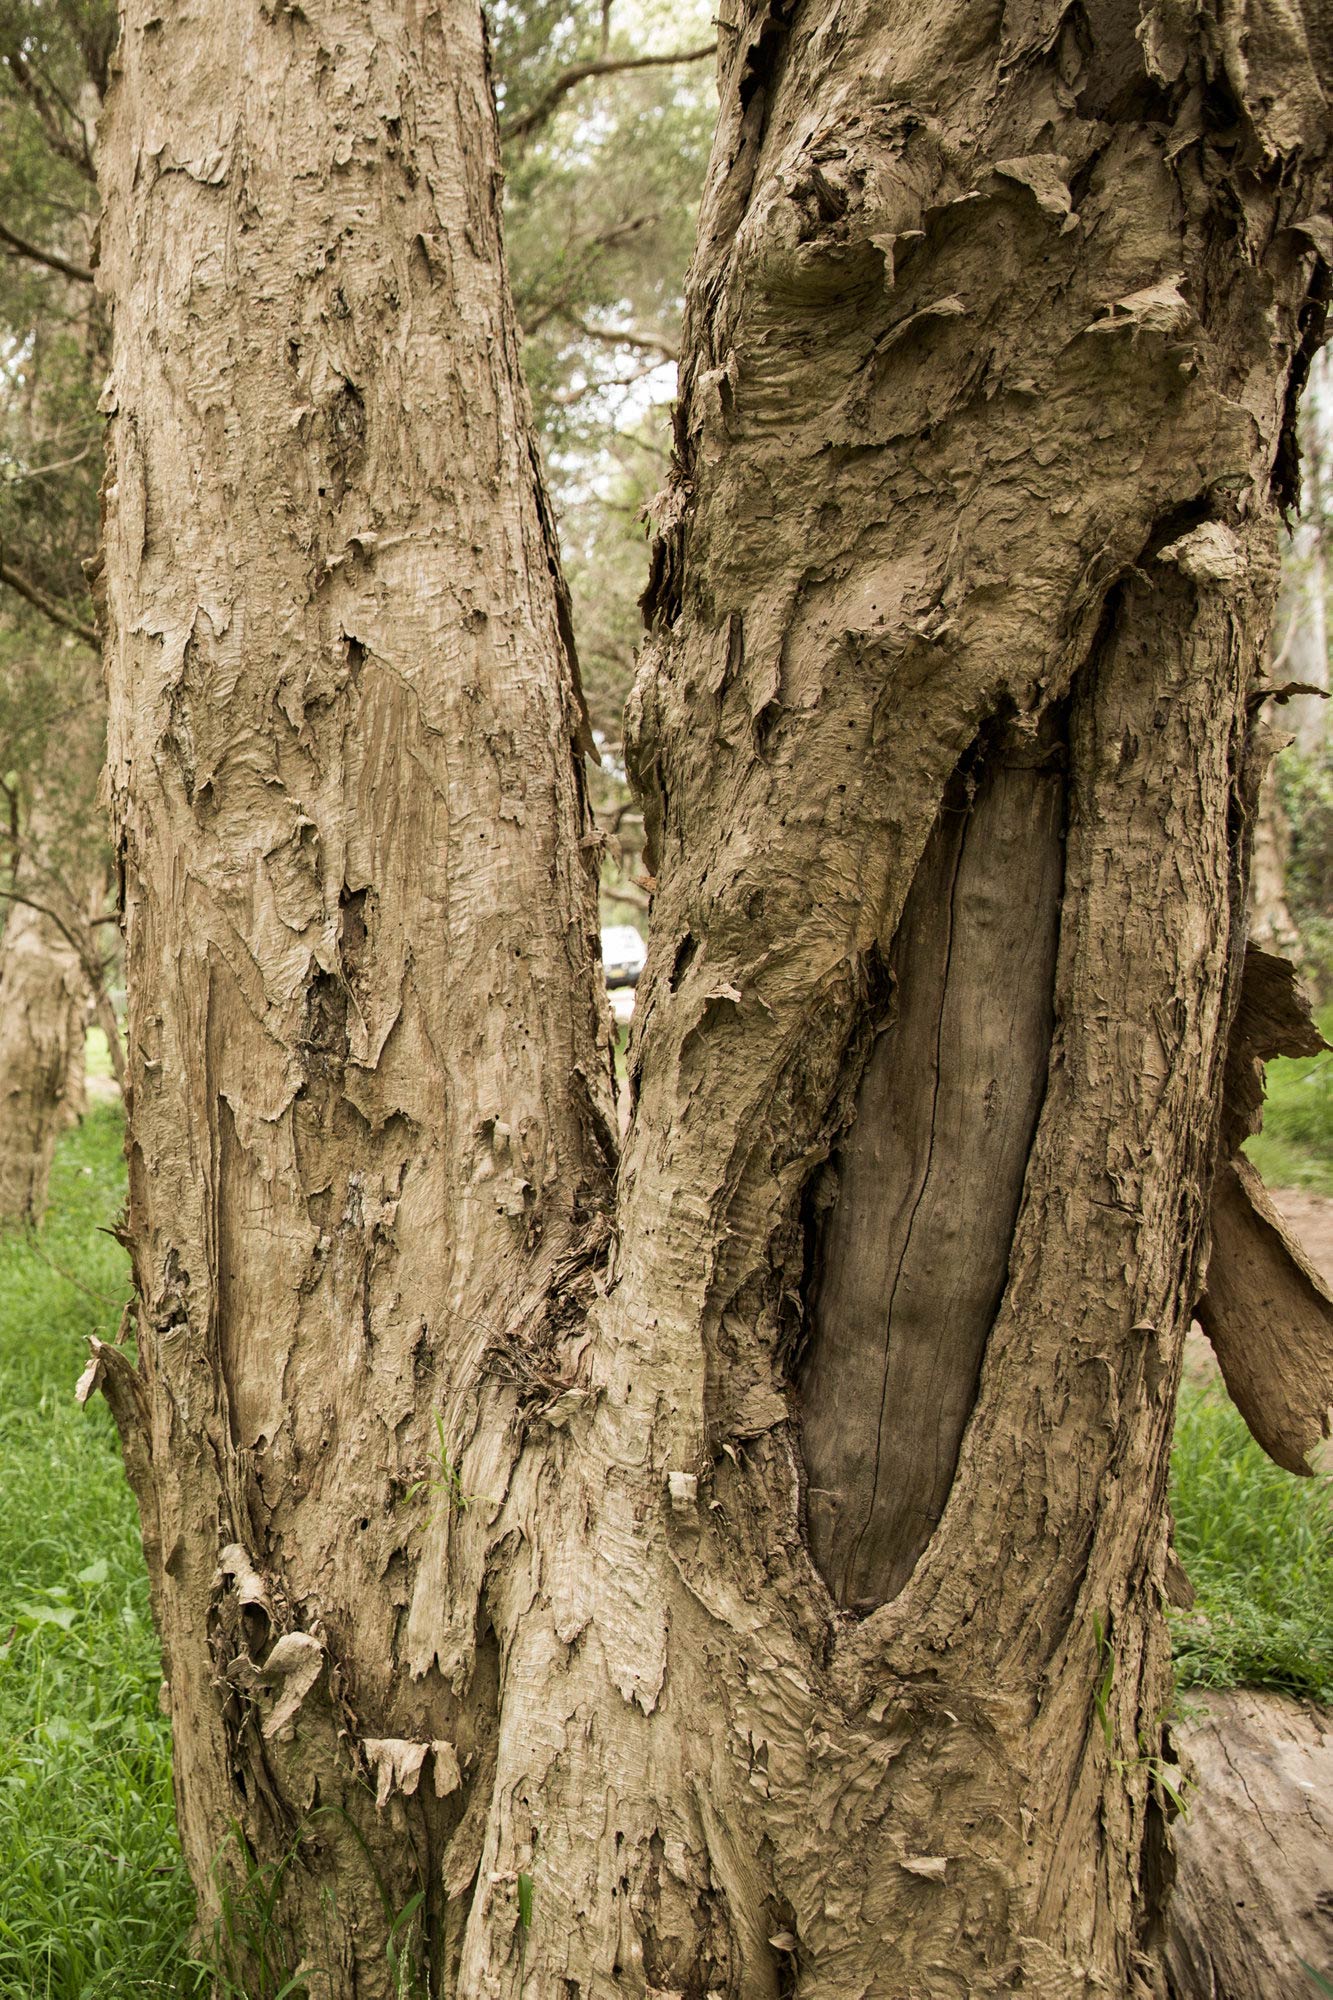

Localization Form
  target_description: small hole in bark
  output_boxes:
[754,699,782,754]
[670,932,696,990]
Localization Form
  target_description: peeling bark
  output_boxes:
[1198,941,1333,1473]
[95,0,1333,1994]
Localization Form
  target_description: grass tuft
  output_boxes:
[1170,1380,1333,1706]
[1245,1002,1333,1197]
[0,1104,205,1999]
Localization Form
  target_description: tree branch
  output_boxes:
[517,213,662,337]
[562,312,678,362]
[2,49,98,183]
[501,43,717,146]
[0,216,93,285]
[0,554,99,649]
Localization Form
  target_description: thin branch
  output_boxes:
[501,42,717,145]
[518,212,662,337]
[562,312,677,362]
[0,554,98,648]
[0,215,93,285]
[3,49,98,183]
[551,360,666,405]
[1,439,97,484]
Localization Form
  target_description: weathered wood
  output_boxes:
[1168,1691,1333,2000]
[802,729,1064,1609]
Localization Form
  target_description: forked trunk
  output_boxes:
[93,0,1331,1996]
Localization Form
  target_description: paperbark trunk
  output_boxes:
[0,893,88,1228]
[93,0,1331,1997]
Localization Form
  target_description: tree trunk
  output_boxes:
[1248,749,1300,955]
[94,0,615,1990]
[93,3,1330,1999]
[0,892,88,1227]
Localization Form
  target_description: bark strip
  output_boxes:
[1199,942,1333,1473]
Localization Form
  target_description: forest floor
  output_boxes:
[0,1036,1329,1997]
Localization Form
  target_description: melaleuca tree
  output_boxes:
[92,2,1333,1998]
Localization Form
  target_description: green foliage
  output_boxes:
[1170,1380,1333,1705]
[0,1104,205,1998]
[0,0,109,623]
[403,1410,488,1525]
[492,0,715,784]
[1245,1001,1333,1196]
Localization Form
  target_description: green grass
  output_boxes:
[0,1104,204,2000]
[1245,1001,1333,1196]
[84,1028,115,1084]
[1170,1380,1333,1705]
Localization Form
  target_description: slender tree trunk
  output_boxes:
[0,891,88,1227]
[1248,753,1300,955]
[94,0,614,1990]
[93,2,1330,1999]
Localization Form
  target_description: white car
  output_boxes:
[601,925,646,989]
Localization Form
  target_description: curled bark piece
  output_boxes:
[260,1631,325,1740]
[1198,1157,1333,1475]
[431,1740,462,1797]
[1167,1692,1333,2000]
[1218,943,1324,1155]
[216,1544,273,1614]
[363,1737,430,1808]
[1200,944,1333,1473]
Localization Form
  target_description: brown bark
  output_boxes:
[0,892,89,1227]
[93,1,1332,1998]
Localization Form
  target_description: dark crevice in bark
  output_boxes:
[799,711,1066,1613]
[1274,253,1330,517]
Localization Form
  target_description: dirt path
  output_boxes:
[1269,1186,1333,1285]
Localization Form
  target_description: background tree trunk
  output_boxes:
[0,891,88,1227]
[1278,343,1331,755]
[94,0,1331,1997]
